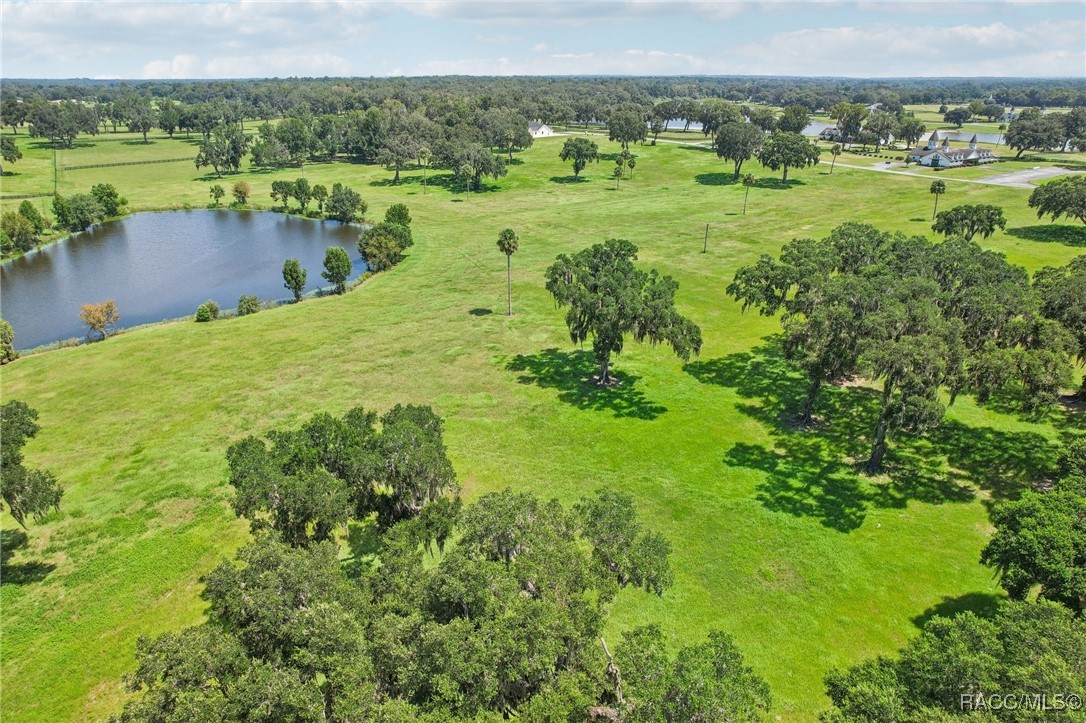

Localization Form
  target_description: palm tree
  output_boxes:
[997,123,1006,146]
[460,161,477,202]
[627,157,636,177]
[497,228,520,315]
[829,144,842,174]
[930,180,946,220]
[613,164,623,190]
[742,173,756,215]
[419,146,431,195]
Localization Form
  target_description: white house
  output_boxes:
[529,122,555,138]
[908,132,996,168]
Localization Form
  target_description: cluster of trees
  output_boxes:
[1029,175,1086,226]
[942,98,1008,125]
[825,102,929,151]
[359,203,413,273]
[545,239,702,385]
[0,401,63,530]
[208,181,251,208]
[51,183,126,232]
[1005,107,1086,157]
[194,299,221,323]
[114,404,770,721]
[266,179,364,223]
[1,200,48,256]
[823,437,1086,721]
[728,222,1082,472]
[714,121,821,182]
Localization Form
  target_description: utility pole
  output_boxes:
[53,145,58,196]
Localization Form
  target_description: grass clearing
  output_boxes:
[2,129,1084,721]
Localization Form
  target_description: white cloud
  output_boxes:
[203,52,353,78]
[727,20,1085,76]
[142,54,200,80]
[0,1,1081,78]
[396,0,749,24]
[415,48,718,75]
[0,0,378,77]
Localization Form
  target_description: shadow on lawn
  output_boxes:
[1,529,55,585]
[368,172,471,190]
[1005,224,1086,247]
[694,173,738,187]
[507,348,667,420]
[912,591,1003,629]
[685,340,1056,532]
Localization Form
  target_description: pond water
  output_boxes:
[1,210,365,350]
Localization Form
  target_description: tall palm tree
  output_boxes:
[829,144,842,174]
[742,173,757,215]
[419,146,431,195]
[930,180,946,220]
[497,228,520,315]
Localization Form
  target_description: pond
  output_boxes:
[1,210,365,350]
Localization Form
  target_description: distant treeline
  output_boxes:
[3,76,1084,120]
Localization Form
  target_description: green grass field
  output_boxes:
[2,128,1084,721]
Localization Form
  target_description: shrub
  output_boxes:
[204,299,220,320]
[231,181,251,206]
[384,203,412,227]
[236,295,261,316]
[195,304,212,322]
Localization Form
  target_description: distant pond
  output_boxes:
[1,210,365,350]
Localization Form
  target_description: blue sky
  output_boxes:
[2,1,1084,79]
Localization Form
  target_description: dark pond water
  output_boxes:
[1,210,365,350]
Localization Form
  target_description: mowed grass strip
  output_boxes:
[1,131,1083,721]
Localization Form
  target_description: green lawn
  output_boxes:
[2,131,1084,721]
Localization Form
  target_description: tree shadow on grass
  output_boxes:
[469,308,493,316]
[1005,225,1086,247]
[507,348,667,420]
[911,591,1003,629]
[753,178,807,190]
[368,171,454,188]
[685,340,1056,532]
[549,176,590,184]
[1,529,55,585]
[694,173,738,187]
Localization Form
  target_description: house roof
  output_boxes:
[528,122,549,132]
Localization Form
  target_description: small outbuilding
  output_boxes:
[529,122,555,138]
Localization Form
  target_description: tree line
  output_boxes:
[5,76,1084,127]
